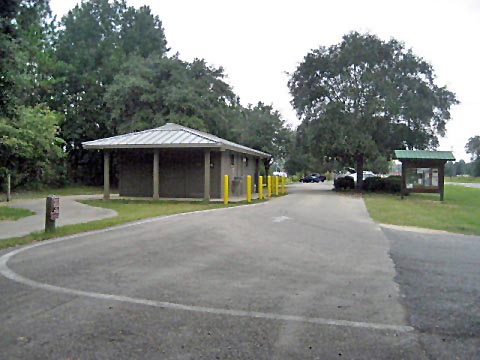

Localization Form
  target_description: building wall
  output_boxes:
[210,152,221,198]
[118,149,223,198]
[118,151,153,197]
[220,151,258,196]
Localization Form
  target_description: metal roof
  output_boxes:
[394,150,456,161]
[82,123,271,158]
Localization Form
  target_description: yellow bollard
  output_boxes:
[275,176,279,196]
[267,176,272,198]
[281,176,285,194]
[223,175,229,204]
[246,175,251,203]
[258,176,263,200]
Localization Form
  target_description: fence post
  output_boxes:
[223,175,229,204]
[275,176,279,196]
[258,176,263,200]
[246,175,251,203]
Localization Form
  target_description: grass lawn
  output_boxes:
[445,177,480,184]
[1,185,103,201]
[0,206,35,221]
[364,185,480,235]
[0,198,257,250]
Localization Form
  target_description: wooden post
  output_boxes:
[153,149,160,200]
[103,151,110,200]
[45,195,59,233]
[204,150,211,201]
[6,173,11,202]
[439,163,445,201]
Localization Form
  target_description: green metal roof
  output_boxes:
[394,150,455,161]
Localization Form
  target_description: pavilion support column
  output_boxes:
[103,150,110,200]
[255,159,259,193]
[153,149,160,200]
[204,150,211,201]
[401,160,406,200]
[219,150,226,199]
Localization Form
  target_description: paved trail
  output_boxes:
[0,195,116,239]
[0,184,427,359]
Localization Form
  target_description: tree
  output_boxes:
[53,0,168,183]
[444,161,454,177]
[0,105,65,189]
[465,136,480,177]
[235,103,292,158]
[465,136,480,160]
[288,32,458,189]
[105,55,240,138]
[0,0,22,117]
[14,0,58,107]
[454,160,467,176]
[233,103,292,177]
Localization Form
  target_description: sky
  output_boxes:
[51,0,480,161]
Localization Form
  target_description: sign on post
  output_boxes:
[45,195,59,232]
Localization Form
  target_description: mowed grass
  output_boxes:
[0,199,246,250]
[364,185,480,235]
[1,185,103,201]
[445,177,480,184]
[0,206,35,221]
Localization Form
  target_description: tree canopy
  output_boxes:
[0,0,292,189]
[288,32,458,188]
[465,135,480,176]
[105,55,239,138]
[0,106,65,187]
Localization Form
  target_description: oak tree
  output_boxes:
[288,32,458,189]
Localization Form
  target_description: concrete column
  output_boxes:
[254,159,259,192]
[103,151,110,200]
[219,150,226,198]
[204,150,211,201]
[153,149,160,200]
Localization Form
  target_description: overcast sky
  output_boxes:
[51,0,480,161]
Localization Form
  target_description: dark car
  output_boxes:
[300,173,326,183]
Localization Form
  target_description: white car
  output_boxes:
[339,169,376,182]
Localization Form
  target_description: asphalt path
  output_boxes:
[0,195,117,239]
[445,182,480,189]
[384,228,480,359]
[0,183,432,358]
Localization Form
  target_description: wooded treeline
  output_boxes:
[0,0,292,189]
[1,1,465,191]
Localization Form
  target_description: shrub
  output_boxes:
[362,176,401,193]
[334,176,355,190]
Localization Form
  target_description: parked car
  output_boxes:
[336,167,377,182]
[300,173,326,183]
[343,170,377,182]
